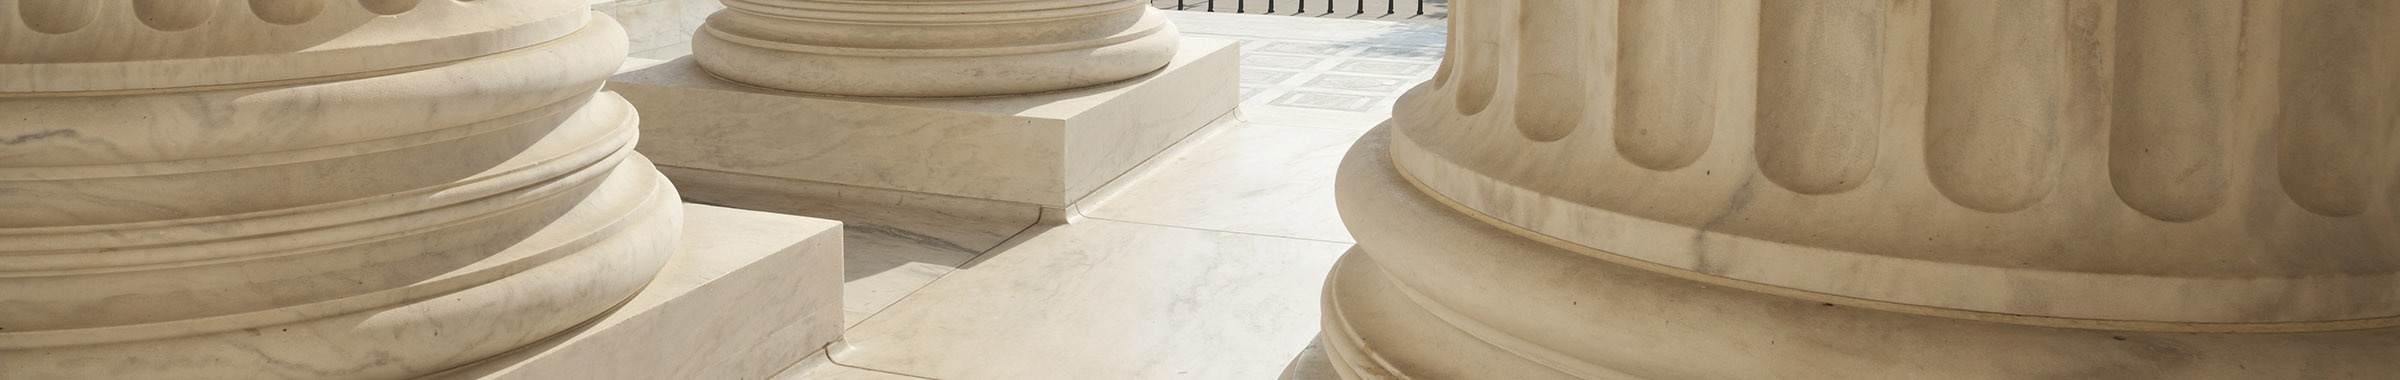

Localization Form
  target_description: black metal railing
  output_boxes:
[1152,0,1445,20]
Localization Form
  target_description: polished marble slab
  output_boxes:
[434,204,844,380]
[832,219,1349,380]
[1079,121,1366,243]
[1165,10,1446,126]
[613,38,1239,207]
[590,0,720,59]
[775,347,934,380]
[659,167,1040,327]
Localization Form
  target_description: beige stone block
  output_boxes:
[431,204,845,380]
[609,37,1239,207]
[694,0,1180,97]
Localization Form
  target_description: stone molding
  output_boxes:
[1390,0,2400,324]
[0,2,683,378]
[693,0,1179,97]
[1299,0,2400,378]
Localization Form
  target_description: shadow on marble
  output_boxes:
[1169,10,1445,125]
[832,219,1349,380]
[591,0,720,59]
[1079,121,1365,243]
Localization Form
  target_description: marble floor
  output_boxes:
[759,11,1445,380]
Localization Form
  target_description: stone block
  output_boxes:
[608,37,1240,208]
[431,204,845,380]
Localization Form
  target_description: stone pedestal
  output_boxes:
[1296,0,2400,378]
[0,2,836,379]
[611,38,1237,210]
[430,204,843,380]
[617,0,1233,213]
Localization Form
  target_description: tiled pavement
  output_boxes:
[1168,11,1446,127]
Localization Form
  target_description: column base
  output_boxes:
[424,204,845,380]
[607,37,1239,209]
[1306,124,2400,379]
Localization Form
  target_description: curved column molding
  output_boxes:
[0,1,682,379]
[693,0,1179,97]
[1308,0,2400,378]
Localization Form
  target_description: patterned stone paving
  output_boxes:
[1165,11,1448,121]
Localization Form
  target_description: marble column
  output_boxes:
[1298,0,2400,378]
[694,0,1180,97]
[0,1,683,379]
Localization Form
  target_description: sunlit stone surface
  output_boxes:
[617,0,1235,213]
[694,0,1181,97]
[1295,0,2400,378]
[0,1,687,378]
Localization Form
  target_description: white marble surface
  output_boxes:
[773,348,932,380]
[1164,10,1445,127]
[656,167,1039,327]
[1078,120,1365,243]
[696,0,1180,97]
[434,204,845,380]
[589,0,719,59]
[831,219,1348,380]
[612,38,1240,207]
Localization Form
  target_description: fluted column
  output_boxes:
[694,0,1179,97]
[1302,0,2400,378]
[0,1,681,379]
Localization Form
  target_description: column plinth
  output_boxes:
[1299,0,2400,378]
[614,0,1235,214]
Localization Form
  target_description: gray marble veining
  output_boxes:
[1079,121,1365,243]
